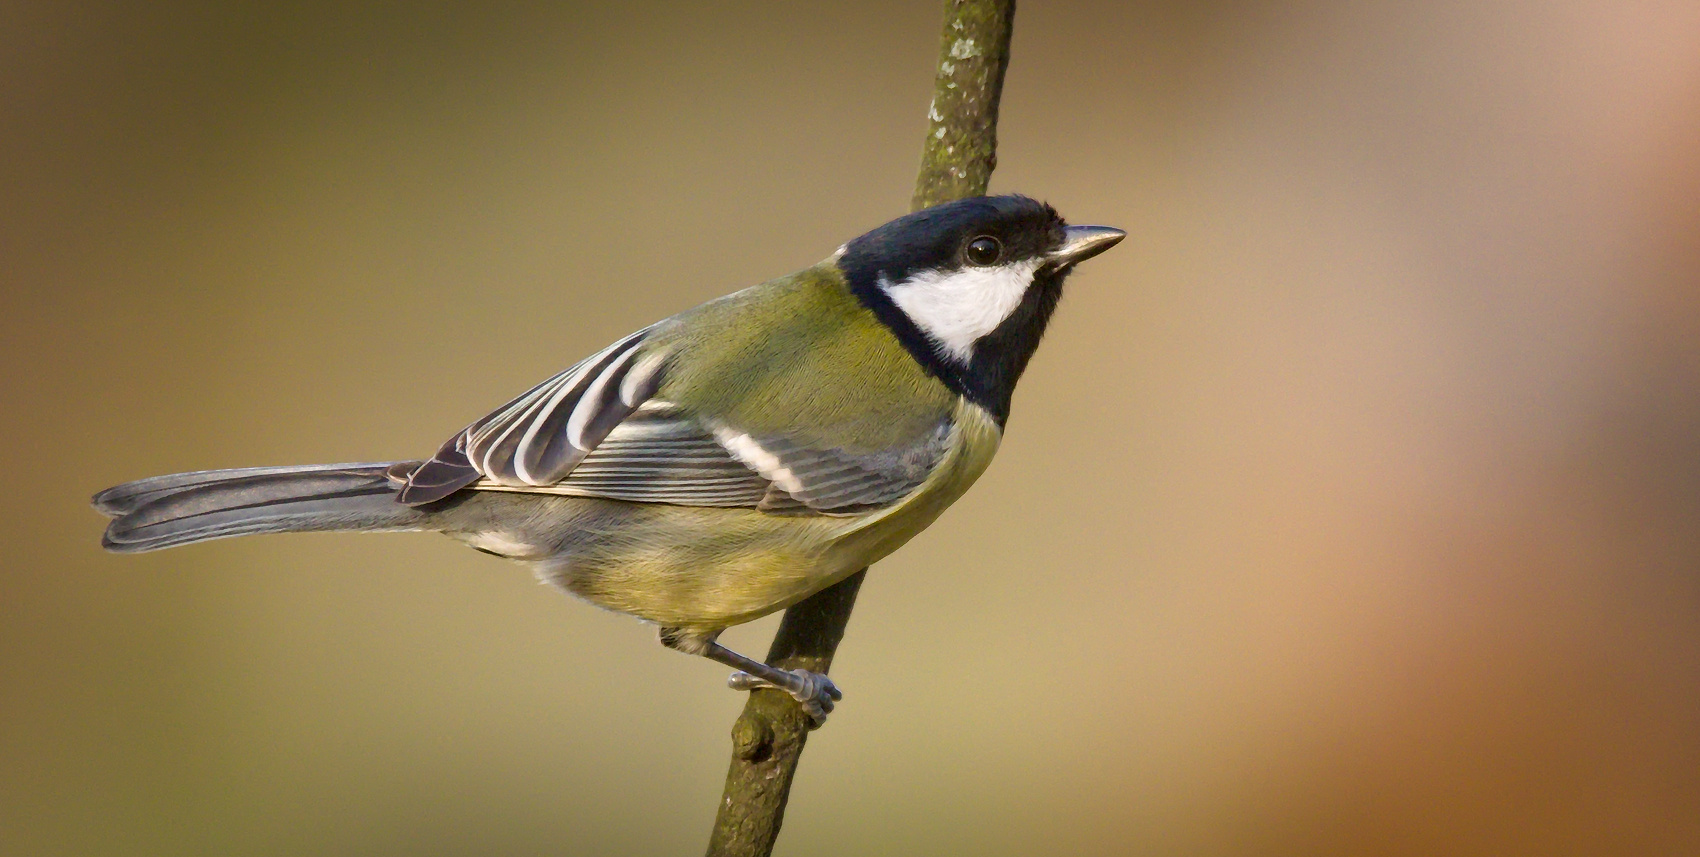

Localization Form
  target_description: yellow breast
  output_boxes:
[521,398,1003,631]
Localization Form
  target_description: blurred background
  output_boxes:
[4,1,1698,854]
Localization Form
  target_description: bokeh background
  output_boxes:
[5,1,1699,854]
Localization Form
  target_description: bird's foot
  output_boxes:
[728,669,842,728]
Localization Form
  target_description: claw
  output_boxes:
[728,669,842,727]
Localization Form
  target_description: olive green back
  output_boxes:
[649,262,957,452]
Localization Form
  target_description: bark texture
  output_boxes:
[706,3,1015,855]
[912,0,1016,212]
[704,571,865,857]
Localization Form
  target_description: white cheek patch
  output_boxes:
[881,260,1041,362]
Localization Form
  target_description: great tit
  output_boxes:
[94,195,1124,724]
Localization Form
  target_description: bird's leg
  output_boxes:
[712,649,842,727]
[657,627,842,727]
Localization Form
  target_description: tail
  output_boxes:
[94,462,435,553]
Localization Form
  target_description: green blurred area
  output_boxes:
[4,1,1698,854]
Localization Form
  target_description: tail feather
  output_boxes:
[95,463,434,553]
[93,463,411,515]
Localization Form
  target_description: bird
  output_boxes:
[93,194,1124,725]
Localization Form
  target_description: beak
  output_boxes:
[1046,225,1126,268]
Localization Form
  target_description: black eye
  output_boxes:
[964,236,1002,266]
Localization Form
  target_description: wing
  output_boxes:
[709,420,955,513]
[467,401,957,516]
[513,401,770,507]
[398,267,960,513]
[397,326,668,505]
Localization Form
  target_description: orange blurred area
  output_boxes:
[4,2,1698,854]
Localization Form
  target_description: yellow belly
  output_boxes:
[491,400,1002,631]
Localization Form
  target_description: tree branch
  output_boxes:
[913,0,1016,212]
[705,3,1014,855]
[704,570,865,856]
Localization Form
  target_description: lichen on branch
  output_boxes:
[912,0,1016,211]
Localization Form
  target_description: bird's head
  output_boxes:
[838,194,1124,424]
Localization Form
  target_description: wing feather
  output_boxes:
[506,403,770,506]
[708,420,955,513]
[397,326,663,505]
[397,322,955,515]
